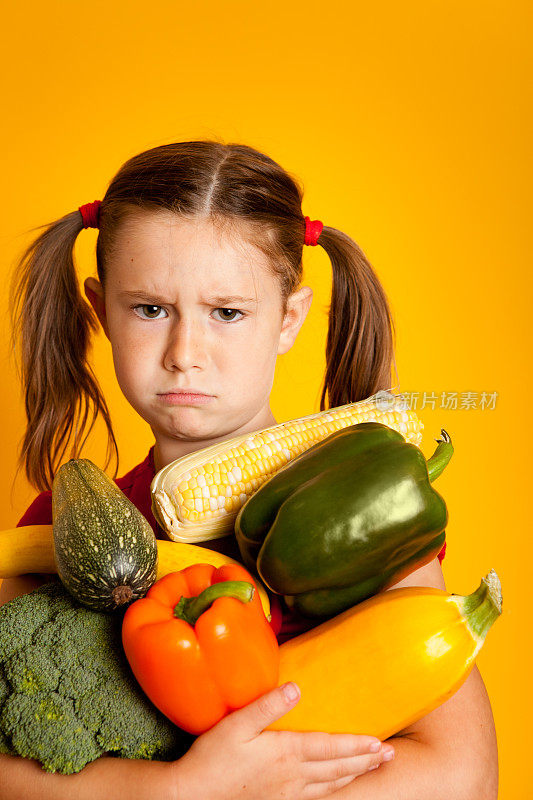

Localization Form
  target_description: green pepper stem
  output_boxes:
[173,580,255,626]
[426,429,454,482]
[450,569,502,654]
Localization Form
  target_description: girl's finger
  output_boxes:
[303,752,386,784]
[294,731,384,761]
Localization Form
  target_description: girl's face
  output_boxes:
[85,211,312,463]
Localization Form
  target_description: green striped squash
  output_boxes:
[52,459,158,611]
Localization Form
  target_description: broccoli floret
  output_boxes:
[0,580,194,773]
[1,692,101,773]
[0,582,65,662]
[75,678,180,760]
[3,643,61,694]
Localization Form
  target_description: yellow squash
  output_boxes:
[0,525,271,620]
[267,570,502,739]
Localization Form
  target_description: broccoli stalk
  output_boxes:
[0,581,195,773]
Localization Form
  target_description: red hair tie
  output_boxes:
[78,200,102,229]
[304,216,323,246]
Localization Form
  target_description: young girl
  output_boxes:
[1,140,497,799]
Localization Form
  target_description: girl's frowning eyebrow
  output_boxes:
[119,290,258,305]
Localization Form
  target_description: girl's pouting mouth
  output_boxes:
[158,390,215,406]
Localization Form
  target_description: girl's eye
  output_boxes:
[212,308,244,322]
[133,305,168,320]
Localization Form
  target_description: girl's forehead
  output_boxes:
[108,212,277,297]
[113,211,266,260]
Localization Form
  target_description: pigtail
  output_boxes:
[316,226,399,409]
[9,210,119,492]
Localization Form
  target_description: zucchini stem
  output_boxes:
[451,569,503,652]
[112,585,134,606]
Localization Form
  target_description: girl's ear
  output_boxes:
[277,286,313,356]
[84,277,110,340]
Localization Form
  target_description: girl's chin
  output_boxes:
[157,412,220,442]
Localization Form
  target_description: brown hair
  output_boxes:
[10,139,399,492]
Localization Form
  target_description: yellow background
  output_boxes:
[1,1,530,795]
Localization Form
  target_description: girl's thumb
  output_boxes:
[229,682,301,739]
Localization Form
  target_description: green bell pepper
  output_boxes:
[234,422,453,618]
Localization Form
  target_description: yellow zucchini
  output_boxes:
[267,570,502,738]
[0,525,271,620]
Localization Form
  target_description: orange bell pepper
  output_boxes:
[122,562,279,735]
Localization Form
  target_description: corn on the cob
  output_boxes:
[151,389,423,543]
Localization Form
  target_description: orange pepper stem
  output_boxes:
[173,580,255,626]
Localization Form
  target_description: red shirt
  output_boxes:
[16,445,446,644]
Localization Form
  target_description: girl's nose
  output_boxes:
[163,318,205,372]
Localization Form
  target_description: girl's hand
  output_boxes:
[175,682,394,800]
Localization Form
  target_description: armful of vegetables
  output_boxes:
[1,428,502,765]
[235,421,453,618]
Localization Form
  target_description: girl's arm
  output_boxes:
[0,575,52,603]
[327,558,499,800]
[0,753,179,800]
